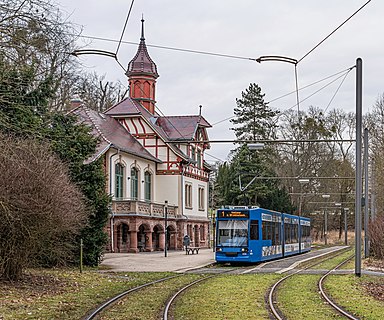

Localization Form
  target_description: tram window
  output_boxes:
[262,221,274,241]
[250,220,259,240]
[217,220,248,247]
[292,224,298,243]
[284,223,290,244]
[274,222,281,245]
[302,225,310,241]
[262,221,268,240]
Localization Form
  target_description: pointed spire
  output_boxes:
[126,18,159,114]
[126,18,159,78]
[141,14,145,41]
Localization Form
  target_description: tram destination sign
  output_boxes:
[218,211,249,218]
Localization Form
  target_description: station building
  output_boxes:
[72,19,212,253]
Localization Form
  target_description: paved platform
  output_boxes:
[101,249,215,273]
[101,247,384,276]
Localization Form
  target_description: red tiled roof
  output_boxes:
[72,106,161,164]
[156,115,212,140]
[105,99,211,158]
[104,97,144,116]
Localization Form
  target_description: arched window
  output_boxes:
[185,183,192,208]
[115,163,124,198]
[143,81,150,98]
[131,167,139,200]
[144,171,152,202]
[134,80,141,98]
[198,186,205,210]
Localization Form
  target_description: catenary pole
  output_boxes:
[355,58,363,277]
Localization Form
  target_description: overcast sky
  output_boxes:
[58,0,381,163]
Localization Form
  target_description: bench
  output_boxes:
[186,247,200,255]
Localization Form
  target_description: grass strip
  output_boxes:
[98,274,203,320]
[278,274,341,320]
[324,274,384,320]
[173,274,281,320]
[312,248,354,270]
[0,269,171,319]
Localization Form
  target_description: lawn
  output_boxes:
[0,268,171,319]
[0,266,383,319]
[173,274,281,320]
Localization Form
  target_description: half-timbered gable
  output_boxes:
[73,19,212,253]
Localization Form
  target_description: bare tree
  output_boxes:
[65,72,128,112]
[0,134,87,280]
[365,94,384,215]
[275,107,355,239]
[369,216,384,259]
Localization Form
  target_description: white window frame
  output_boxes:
[185,183,192,209]
[198,186,205,211]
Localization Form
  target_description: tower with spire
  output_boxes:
[126,18,159,115]
[73,18,212,254]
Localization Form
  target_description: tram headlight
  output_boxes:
[216,247,222,252]
[241,248,248,252]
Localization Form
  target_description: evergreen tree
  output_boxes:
[0,57,109,267]
[214,83,292,212]
[46,113,110,266]
[0,0,113,267]
[230,83,279,141]
[0,56,54,136]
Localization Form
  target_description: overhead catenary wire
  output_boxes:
[268,67,354,104]
[323,69,352,113]
[210,66,354,126]
[69,1,372,131]
[77,34,258,62]
[115,0,135,56]
[129,77,195,142]
[297,0,372,64]
[205,152,226,162]
[67,0,372,66]
[70,0,137,73]
[285,68,354,112]
[67,2,368,163]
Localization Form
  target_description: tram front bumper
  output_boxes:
[215,252,250,262]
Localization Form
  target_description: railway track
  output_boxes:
[83,249,357,319]
[162,274,217,320]
[82,265,245,319]
[268,248,352,320]
[83,275,180,320]
[318,255,359,320]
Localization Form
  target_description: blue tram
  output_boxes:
[215,207,311,263]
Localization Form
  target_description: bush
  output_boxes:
[369,215,384,260]
[0,134,87,280]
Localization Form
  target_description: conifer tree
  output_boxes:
[214,83,292,212]
[231,83,279,141]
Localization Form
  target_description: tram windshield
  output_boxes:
[217,220,248,247]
